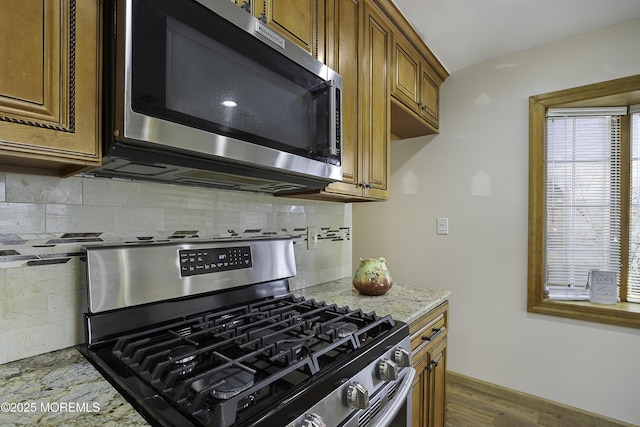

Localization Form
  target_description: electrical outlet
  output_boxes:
[436,217,449,235]
[307,226,318,250]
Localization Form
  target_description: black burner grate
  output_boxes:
[107,294,396,426]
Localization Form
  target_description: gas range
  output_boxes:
[77,238,414,427]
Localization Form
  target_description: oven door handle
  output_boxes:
[371,366,416,427]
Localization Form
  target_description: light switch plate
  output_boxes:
[437,218,449,235]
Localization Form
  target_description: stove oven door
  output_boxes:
[366,367,415,427]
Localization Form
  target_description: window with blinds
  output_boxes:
[629,108,640,302]
[544,106,640,303]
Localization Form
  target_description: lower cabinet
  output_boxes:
[410,301,448,427]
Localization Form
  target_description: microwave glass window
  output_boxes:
[165,17,309,155]
[130,0,328,159]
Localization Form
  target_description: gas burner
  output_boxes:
[276,336,314,360]
[166,345,199,376]
[168,345,198,365]
[192,366,255,400]
[329,321,358,338]
[285,310,303,322]
[218,314,243,330]
[278,337,306,353]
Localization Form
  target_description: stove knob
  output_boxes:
[299,413,326,427]
[345,381,369,409]
[377,358,399,381]
[394,348,412,368]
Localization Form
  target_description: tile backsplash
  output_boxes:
[0,173,352,364]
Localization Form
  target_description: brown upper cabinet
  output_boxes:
[357,0,392,200]
[391,32,443,137]
[316,0,369,201]
[0,0,102,176]
[247,0,325,59]
[321,0,392,201]
[372,0,448,141]
[287,0,448,201]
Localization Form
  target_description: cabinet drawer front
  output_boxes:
[409,303,447,346]
[411,319,446,358]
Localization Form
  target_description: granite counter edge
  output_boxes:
[293,277,452,325]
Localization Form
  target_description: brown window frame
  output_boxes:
[528,74,640,329]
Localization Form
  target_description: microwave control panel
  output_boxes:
[179,246,252,277]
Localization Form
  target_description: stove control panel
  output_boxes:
[179,246,252,277]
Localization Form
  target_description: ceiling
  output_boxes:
[391,0,640,74]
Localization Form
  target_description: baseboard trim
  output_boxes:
[447,371,635,427]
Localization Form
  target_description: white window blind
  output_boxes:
[629,110,640,302]
[545,111,622,293]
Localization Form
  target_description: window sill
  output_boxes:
[528,299,640,329]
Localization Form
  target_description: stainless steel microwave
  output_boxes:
[88,0,342,194]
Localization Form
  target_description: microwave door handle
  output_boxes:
[327,82,340,157]
[310,81,341,158]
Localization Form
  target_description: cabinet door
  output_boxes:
[0,0,101,175]
[412,337,447,427]
[419,64,439,127]
[254,0,324,58]
[412,353,428,426]
[361,1,390,199]
[392,34,420,113]
[426,338,447,427]
[323,0,363,198]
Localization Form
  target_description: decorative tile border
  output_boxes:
[0,228,351,269]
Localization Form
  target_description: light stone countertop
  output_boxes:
[293,277,451,325]
[0,347,148,427]
[0,278,450,426]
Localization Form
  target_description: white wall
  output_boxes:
[353,18,640,425]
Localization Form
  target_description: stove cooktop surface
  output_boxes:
[82,293,406,427]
